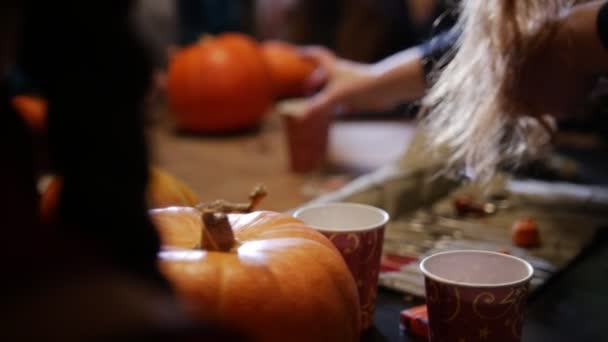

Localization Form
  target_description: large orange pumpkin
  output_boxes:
[167,33,274,133]
[260,41,318,98]
[152,200,361,341]
[40,167,200,221]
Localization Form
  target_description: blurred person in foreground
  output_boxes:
[256,0,450,63]
[0,1,244,340]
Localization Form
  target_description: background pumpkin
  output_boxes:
[260,40,318,98]
[11,95,47,132]
[40,167,200,221]
[167,33,274,133]
[152,206,361,342]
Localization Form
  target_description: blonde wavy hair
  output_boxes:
[422,0,586,179]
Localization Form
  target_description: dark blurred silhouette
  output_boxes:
[176,0,254,45]
[172,0,451,63]
[256,0,452,63]
[1,1,247,340]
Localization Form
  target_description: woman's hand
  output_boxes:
[301,46,385,118]
[300,45,426,119]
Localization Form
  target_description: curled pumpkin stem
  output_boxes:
[197,185,267,251]
[246,184,268,212]
[196,184,267,213]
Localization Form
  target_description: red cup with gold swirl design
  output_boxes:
[420,250,534,342]
[294,202,390,331]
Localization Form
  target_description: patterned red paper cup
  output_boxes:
[279,105,329,173]
[294,202,390,331]
[420,250,534,342]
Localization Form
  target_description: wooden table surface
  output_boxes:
[149,109,415,211]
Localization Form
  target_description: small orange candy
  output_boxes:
[511,217,541,248]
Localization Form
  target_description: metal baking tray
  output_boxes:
[295,155,608,297]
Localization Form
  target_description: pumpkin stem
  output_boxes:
[246,184,268,211]
[196,185,267,214]
[196,185,267,251]
[200,210,236,252]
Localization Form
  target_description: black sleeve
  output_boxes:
[421,1,608,77]
[419,28,460,79]
[597,1,608,49]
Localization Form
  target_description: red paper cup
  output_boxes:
[280,110,329,173]
[294,203,390,331]
[420,250,534,342]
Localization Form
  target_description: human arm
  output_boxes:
[302,29,458,118]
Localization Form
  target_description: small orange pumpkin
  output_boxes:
[260,40,318,98]
[152,190,360,342]
[167,33,274,133]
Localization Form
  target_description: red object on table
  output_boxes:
[400,304,429,340]
[280,111,329,173]
[380,254,417,272]
[453,195,487,216]
[512,217,541,248]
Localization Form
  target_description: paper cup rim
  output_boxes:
[420,250,534,288]
[293,202,390,232]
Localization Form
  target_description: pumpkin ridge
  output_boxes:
[245,224,336,246]
[235,222,311,236]
[236,237,327,252]
[248,226,333,242]
[254,236,360,340]
[228,211,296,231]
[214,257,229,322]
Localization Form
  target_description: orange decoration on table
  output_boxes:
[260,40,318,98]
[11,95,47,132]
[453,195,487,216]
[40,167,200,222]
[511,217,541,248]
[152,187,361,342]
[167,33,274,133]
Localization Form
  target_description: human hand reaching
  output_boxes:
[299,45,426,121]
[300,46,385,119]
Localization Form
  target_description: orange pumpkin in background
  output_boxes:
[12,95,47,132]
[167,33,274,133]
[152,189,361,342]
[260,41,318,98]
[40,167,200,222]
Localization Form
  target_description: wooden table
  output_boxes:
[149,114,306,211]
[149,108,608,341]
[149,109,415,211]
